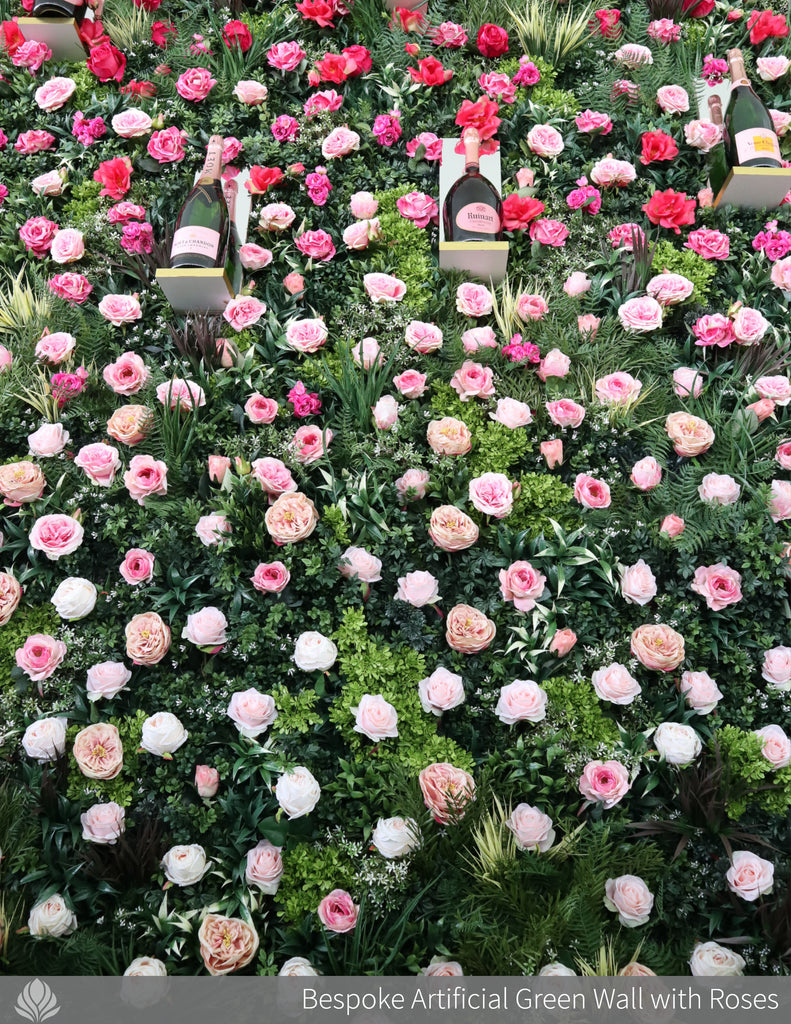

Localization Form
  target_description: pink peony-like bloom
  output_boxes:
[265,492,319,544]
[631,623,685,671]
[318,890,359,933]
[546,399,585,429]
[396,191,438,228]
[35,330,75,364]
[732,307,769,346]
[529,218,569,247]
[119,548,155,585]
[574,474,611,509]
[690,563,742,610]
[147,126,188,163]
[252,457,297,498]
[251,561,290,594]
[665,412,715,456]
[686,227,729,260]
[29,514,83,560]
[427,418,471,456]
[123,455,167,505]
[268,41,306,71]
[456,282,493,317]
[618,296,663,333]
[579,759,631,808]
[195,514,232,546]
[591,157,636,188]
[450,361,495,401]
[468,473,516,518]
[244,394,279,425]
[125,612,171,666]
[446,604,496,654]
[73,723,123,780]
[16,634,67,681]
[499,561,546,612]
[429,507,478,552]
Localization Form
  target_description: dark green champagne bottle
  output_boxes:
[707,95,729,199]
[31,0,86,23]
[170,135,230,270]
[723,49,781,170]
[442,128,503,243]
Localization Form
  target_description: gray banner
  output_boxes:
[0,978,790,1024]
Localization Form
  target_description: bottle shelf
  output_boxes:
[712,166,791,210]
[438,138,509,283]
[156,169,252,315]
[17,17,88,60]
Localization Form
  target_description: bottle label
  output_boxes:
[734,127,781,163]
[456,202,500,233]
[171,226,220,260]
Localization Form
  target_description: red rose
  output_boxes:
[747,9,789,44]
[592,9,622,37]
[640,130,679,166]
[246,166,285,195]
[408,56,452,87]
[79,20,109,49]
[119,80,157,98]
[87,41,127,83]
[1,18,25,56]
[93,157,133,200]
[222,19,253,52]
[393,6,425,31]
[295,0,336,28]
[342,45,371,76]
[477,23,509,58]
[151,20,177,48]
[502,194,545,230]
[133,0,163,9]
[643,189,696,234]
[315,53,353,84]
[682,0,716,17]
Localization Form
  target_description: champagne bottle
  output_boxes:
[170,136,230,270]
[723,49,781,170]
[31,0,86,23]
[707,95,729,199]
[442,128,503,243]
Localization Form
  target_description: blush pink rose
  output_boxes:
[499,560,547,612]
[112,109,153,138]
[732,307,769,345]
[506,803,555,851]
[630,456,662,490]
[252,457,296,497]
[685,227,729,260]
[656,84,689,113]
[673,366,704,398]
[726,851,774,902]
[418,667,464,716]
[405,320,443,353]
[120,548,155,585]
[618,296,663,333]
[596,371,642,405]
[755,375,791,405]
[574,474,611,508]
[35,330,75,364]
[393,369,427,398]
[770,480,791,522]
[317,889,359,933]
[349,191,379,218]
[74,443,121,486]
[372,395,399,430]
[85,662,132,701]
[461,326,497,352]
[81,802,125,844]
[468,472,515,518]
[690,563,742,610]
[753,724,791,768]
[396,468,430,502]
[660,514,685,538]
[604,875,654,926]
[419,762,475,823]
[98,293,142,326]
[762,646,791,689]
[50,228,84,265]
[259,203,296,231]
[516,293,549,322]
[495,679,548,724]
[526,124,564,157]
[620,559,657,605]
[286,317,327,353]
[227,688,277,738]
[239,244,273,270]
[351,694,398,741]
[546,399,585,428]
[16,634,67,680]
[456,282,493,317]
[29,514,84,560]
[251,561,291,593]
[537,348,571,381]
[679,670,723,714]
[34,76,76,112]
[491,397,532,428]
[245,839,283,894]
[244,394,279,424]
[364,272,406,303]
[395,570,439,606]
[339,546,382,583]
[352,337,382,368]
[233,80,268,104]
[195,514,232,546]
[592,663,641,704]
[290,425,332,463]
[195,765,220,798]
[579,759,631,807]
[223,295,267,331]
[698,472,740,505]
[123,455,168,505]
[103,352,150,394]
[450,361,495,401]
[28,422,69,457]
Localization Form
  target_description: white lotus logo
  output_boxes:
[15,980,60,1024]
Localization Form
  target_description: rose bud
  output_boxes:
[208,455,231,484]
[195,765,219,798]
[549,628,577,656]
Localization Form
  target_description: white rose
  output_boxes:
[279,957,320,976]
[161,844,209,886]
[22,717,67,762]
[124,957,168,976]
[51,577,98,620]
[689,941,745,977]
[654,722,702,765]
[275,765,321,819]
[293,631,338,671]
[140,712,189,757]
[28,894,77,937]
[538,962,577,976]
[371,816,421,858]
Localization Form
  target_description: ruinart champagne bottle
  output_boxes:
[170,135,230,270]
[707,95,729,199]
[30,0,86,23]
[723,48,782,170]
[442,127,503,243]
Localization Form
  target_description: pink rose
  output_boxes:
[268,41,306,71]
[656,84,689,113]
[685,227,729,261]
[16,634,67,681]
[339,546,383,583]
[596,371,642,405]
[74,443,121,487]
[49,272,92,305]
[684,119,722,152]
[406,320,443,353]
[468,473,515,517]
[195,765,220,798]
[526,124,564,157]
[631,623,685,671]
[757,56,790,81]
[35,330,75,364]
[575,109,613,134]
[579,759,630,807]
[499,561,547,612]
[563,271,591,297]
[86,662,132,701]
[450,361,495,401]
[495,679,548,724]
[50,228,84,265]
[393,369,427,398]
[604,875,654,926]
[574,474,611,509]
[98,293,142,326]
[112,109,153,138]
[620,559,657,605]
[461,326,497,352]
[147,126,188,163]
[506,804,555,851]
[419,762,475,823]
[320,125,361,161]
[698,472,740,505]
[630,456,662,490]
[103,352,149,395]
[762,646,791,689]
[397,191,438,228]
[529,218,569,247]
[34,76,76,112]
[251,561,290,593]
[578,314,601,337]
[770,480,791,522]
[156,379,205,412]
[350,191,379,218]
[238,244,273,270]
[372,395,400,431]
[259,203,296,231]
[295,229,336,261]
[29,514,84,560]
[771,257,791,292]
[537,348,571,381]
[15,130,57,155]
[776,441,791,470]
[592,663,641,704]
[28,422,69,457]
[540,439,563,468]
[343,221,373,250]
[317,889,359,933]
[120,548,155,585]
[673,366,704,398]
[679,671,723,714]
[195,514,232,546]
[81,802,125,845]
[351,694,398,741]
[546,399,585,428]
[223,296,267,331]
[591,157,637,187]
[693,313,735,348]
[456,282,493,317]
[395,570,439,606]
[660,514,685,538]
[753,725,791,768]
[755,375,791,405]
[351,337,382,369]
[647,272,694,306]
[234,80,269,106]
[726,851,774,902]
[491,397,532,428]
[419,667,465,716]
[692,560,745,611]
[252,457,296,497]
[227,688,277,738]
[245,839,283,894]
[176,67,217,101]
[618,296,663,333]
[286,318,328,354]
[123,454,168,505]
[244,393,279,424]
[364,272,406,303]
[31,171,65,197]
[732,307,769,345]
[20,217,59,257]
[396,468,430,502]
[290,425,332,463]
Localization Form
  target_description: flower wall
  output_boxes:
[1,0,791,979]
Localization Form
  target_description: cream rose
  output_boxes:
[140,712,189,757]
[161,844,209,886]
[689,941,745,977]
[294,631,337,672]
[371,817,421,858]
[124,957,167,976]
[275,766,321,819]
[654,722,702,765]
[51,577,97,620]
[22,717,67,762]
[28,894,77,937]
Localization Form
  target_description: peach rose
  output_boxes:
[429,506,479,552]
[395,570,439,606]
[591,663,641,704]
[265,492,319,544]
[195,765,220,798]
[665,411,715,456]
[0,460,46,505]
[427,417,472,456]
[578,759,631,807]
[198,915,259,976]
[418,667,465,716]
[630,623,685,671]
[446,604,496,653]
[690,563,742,611]
[505,803,555,852]
[419,762,475,823]
[604,875,654,926]
[726,851,774,901]
[495,679,548,724]
[550,628,577,656]
[29,513,84,560]
[125,611,171,665]
[106,405,154,446]
[351,694,399,741]
[499,561,546,612]
[16,634,67,681]
[660,514,685,538]
[620,559,657,605]
[73,723,124,780]
[0,571,22,626]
